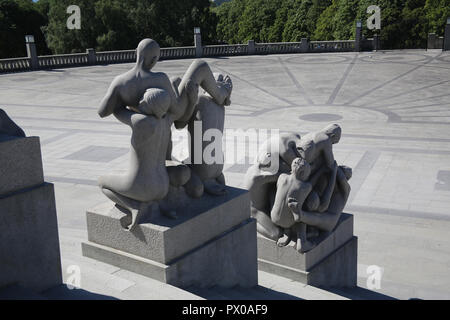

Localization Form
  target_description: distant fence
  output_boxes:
[0,38,374,74]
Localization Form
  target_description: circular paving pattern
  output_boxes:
[299,113,343,122]
[285,54,352,64]
[359,53,430,64]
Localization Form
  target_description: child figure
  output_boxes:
[270,158,324,253]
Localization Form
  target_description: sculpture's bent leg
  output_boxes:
[251,206,282,241]
[294,223,315,253]
[101,187,152,231]
[175,60,231,127]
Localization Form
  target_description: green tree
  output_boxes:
[43,0,99,54]
[0,0,49,58]
[424,0,450,36]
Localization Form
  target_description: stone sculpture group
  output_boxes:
[245,125,352,253]
[97,38,352,255]
[97,39,232,230]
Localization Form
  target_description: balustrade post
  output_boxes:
[373,34,380,51]
[248,40,255,55]
[428,33,437,50]
[355,20,362,52]
[87,48,96,64]
[194,27,202,58]
[25,35,39,70]
[444,17,450,51]
[300,38,309,53]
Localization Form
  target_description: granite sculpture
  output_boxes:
[245,124,352,253]
[86,39,257,288]
[97,38,232,230]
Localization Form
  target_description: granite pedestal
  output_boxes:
[257,213,357,288]
[82,186,258,288]
[0,135,62,293]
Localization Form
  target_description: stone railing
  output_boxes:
[427,33,444,49]
[96,50,136,64]
[0,38,370,74]
[161,46,196,59]
[203,44,248,57]
[38,53,88,69]
[310,40,355,52]
[0,57,31,72]
[255,42,305,54]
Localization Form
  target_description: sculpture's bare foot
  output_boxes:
[126,202,152,231]
[204,179,227,196]
[277,231,292,247]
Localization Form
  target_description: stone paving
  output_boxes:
[1,49,450,299]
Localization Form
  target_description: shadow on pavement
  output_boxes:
[0,284,118,300]
[42,284,119,300]
[186,285,303,300]
[326,286,397,300]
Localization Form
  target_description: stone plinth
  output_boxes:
[0,135,62,293]
[257,213,357,288]
[82,186,258,288]
[0,136,44,195]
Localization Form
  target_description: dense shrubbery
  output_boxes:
[0,0,449,58]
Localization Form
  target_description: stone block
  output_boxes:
[86,186,250,264]
[0,136,44,195]
[83,186,258,288]
[83,219,258,288]
[257,213,357,288]
[0,183,62,292]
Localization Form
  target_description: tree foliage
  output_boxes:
[0,0,449,58]
[215,0,450,49]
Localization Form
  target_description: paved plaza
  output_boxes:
[1,49,450,299]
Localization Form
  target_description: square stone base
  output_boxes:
[257,213,357,288]
[82,186,258,288]
[0,183,62,292]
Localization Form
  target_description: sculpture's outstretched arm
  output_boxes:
[173,60,232,128]
[98,82,122,118]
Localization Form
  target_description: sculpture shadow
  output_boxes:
[185,285,303,300]
[325,286,397,300]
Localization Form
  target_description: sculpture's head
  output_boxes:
[136,39,160,71]
[297,139,314,163]
[324,124,342,144]
[138,88,170,119]
[291,157,311,181]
